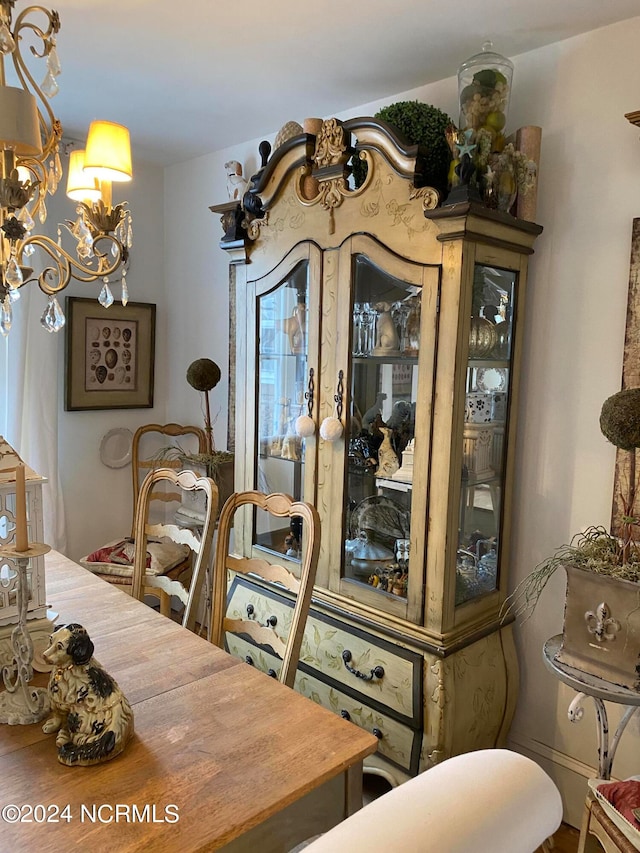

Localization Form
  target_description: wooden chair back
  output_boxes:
[131,468,219,631]
[130,423,207,537]
[210,491,320,688]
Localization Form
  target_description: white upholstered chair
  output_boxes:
[301,749,563,853]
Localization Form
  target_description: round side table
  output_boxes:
[543,635,640,780]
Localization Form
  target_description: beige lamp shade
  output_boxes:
[66,149,101,202]
[84,120,132,182]
[0,86,42,155]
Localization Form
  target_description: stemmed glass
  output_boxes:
[352,302,363,356]
[360,302,374,356]
[392,300,411,354]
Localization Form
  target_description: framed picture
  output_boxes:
[611,218,640,537]
[65,297,156,411]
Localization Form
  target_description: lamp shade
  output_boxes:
[84,120,132,182]
[0,86,42,155]
[66,149,101,202]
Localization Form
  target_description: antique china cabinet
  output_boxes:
[212,117,542,785]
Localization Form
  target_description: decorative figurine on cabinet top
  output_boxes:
[224,160,249,202]
[42,624,134,767]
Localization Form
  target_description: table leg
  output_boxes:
[345,762,364,816]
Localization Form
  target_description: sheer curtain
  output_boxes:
[0,285,67,551]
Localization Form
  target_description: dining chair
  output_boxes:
[578,783,640,852]
[209,490,320,688]
[130,467,219,629]
[301,749,563,853]
[80,422,207,592]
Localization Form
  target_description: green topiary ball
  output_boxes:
[186,358,221,392]
[352,101,453,195]
[600,388,640,450]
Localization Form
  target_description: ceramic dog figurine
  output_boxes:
[42,623,134,767]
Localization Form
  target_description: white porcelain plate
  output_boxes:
[99,428,133,469]
[476,367,507,393]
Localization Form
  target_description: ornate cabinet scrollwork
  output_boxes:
[214,117,542,785]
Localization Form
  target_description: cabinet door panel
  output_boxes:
[455,264,518,607]
[321,237,439,624]
[243,243,321,565]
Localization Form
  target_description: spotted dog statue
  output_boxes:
[42,623,134,767]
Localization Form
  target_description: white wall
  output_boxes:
[54,158,167,563]
[501,26,640,823]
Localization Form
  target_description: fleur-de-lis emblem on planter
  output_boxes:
[585,602,621,642]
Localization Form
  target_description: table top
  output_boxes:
[0,550,378,852]
[543,635,640,706]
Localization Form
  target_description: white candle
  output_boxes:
[14,463,29,552]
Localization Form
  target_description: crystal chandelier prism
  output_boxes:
[0,0,133,337]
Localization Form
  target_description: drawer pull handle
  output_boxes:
[267,668,278,679]
[245,655,255,666]
[341,650,384,682]
[372,727,383,740]
[246,604,277,628]
[340,709,351,721]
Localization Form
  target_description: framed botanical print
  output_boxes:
[65,297,156,411]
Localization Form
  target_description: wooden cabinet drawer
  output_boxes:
[225,633,421,775]
[227,576,423,727]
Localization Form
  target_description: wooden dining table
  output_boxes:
[0,550,378,852]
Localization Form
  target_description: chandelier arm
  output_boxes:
[11,6,60,139]
[0,3,132,338]
[18,233,125,294]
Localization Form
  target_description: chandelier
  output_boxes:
[0,0,133,337]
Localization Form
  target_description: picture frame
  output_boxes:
[611,217,640,537]
[65,297,156,411]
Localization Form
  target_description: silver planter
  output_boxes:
[556,563,640,690]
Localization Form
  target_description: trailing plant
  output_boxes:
[351,100,453,196]
[151,443,233,483]
[501,388,640,622]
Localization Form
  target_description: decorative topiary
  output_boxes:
[187,358,222,455]
[352,101,453,196]
[600,388,640,451]
[186,358,221,393]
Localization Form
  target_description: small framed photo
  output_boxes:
[65,297,156,411]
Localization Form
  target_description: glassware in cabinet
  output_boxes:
[456,264,517,606]
[343,255,423,605]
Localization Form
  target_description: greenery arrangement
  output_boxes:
[152,443,234,480]
[352,100,453,196]
[502,388,640,621]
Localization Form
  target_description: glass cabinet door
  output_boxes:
[456,264,517,606]
[340,253,433,612]
[254,260,309,556]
